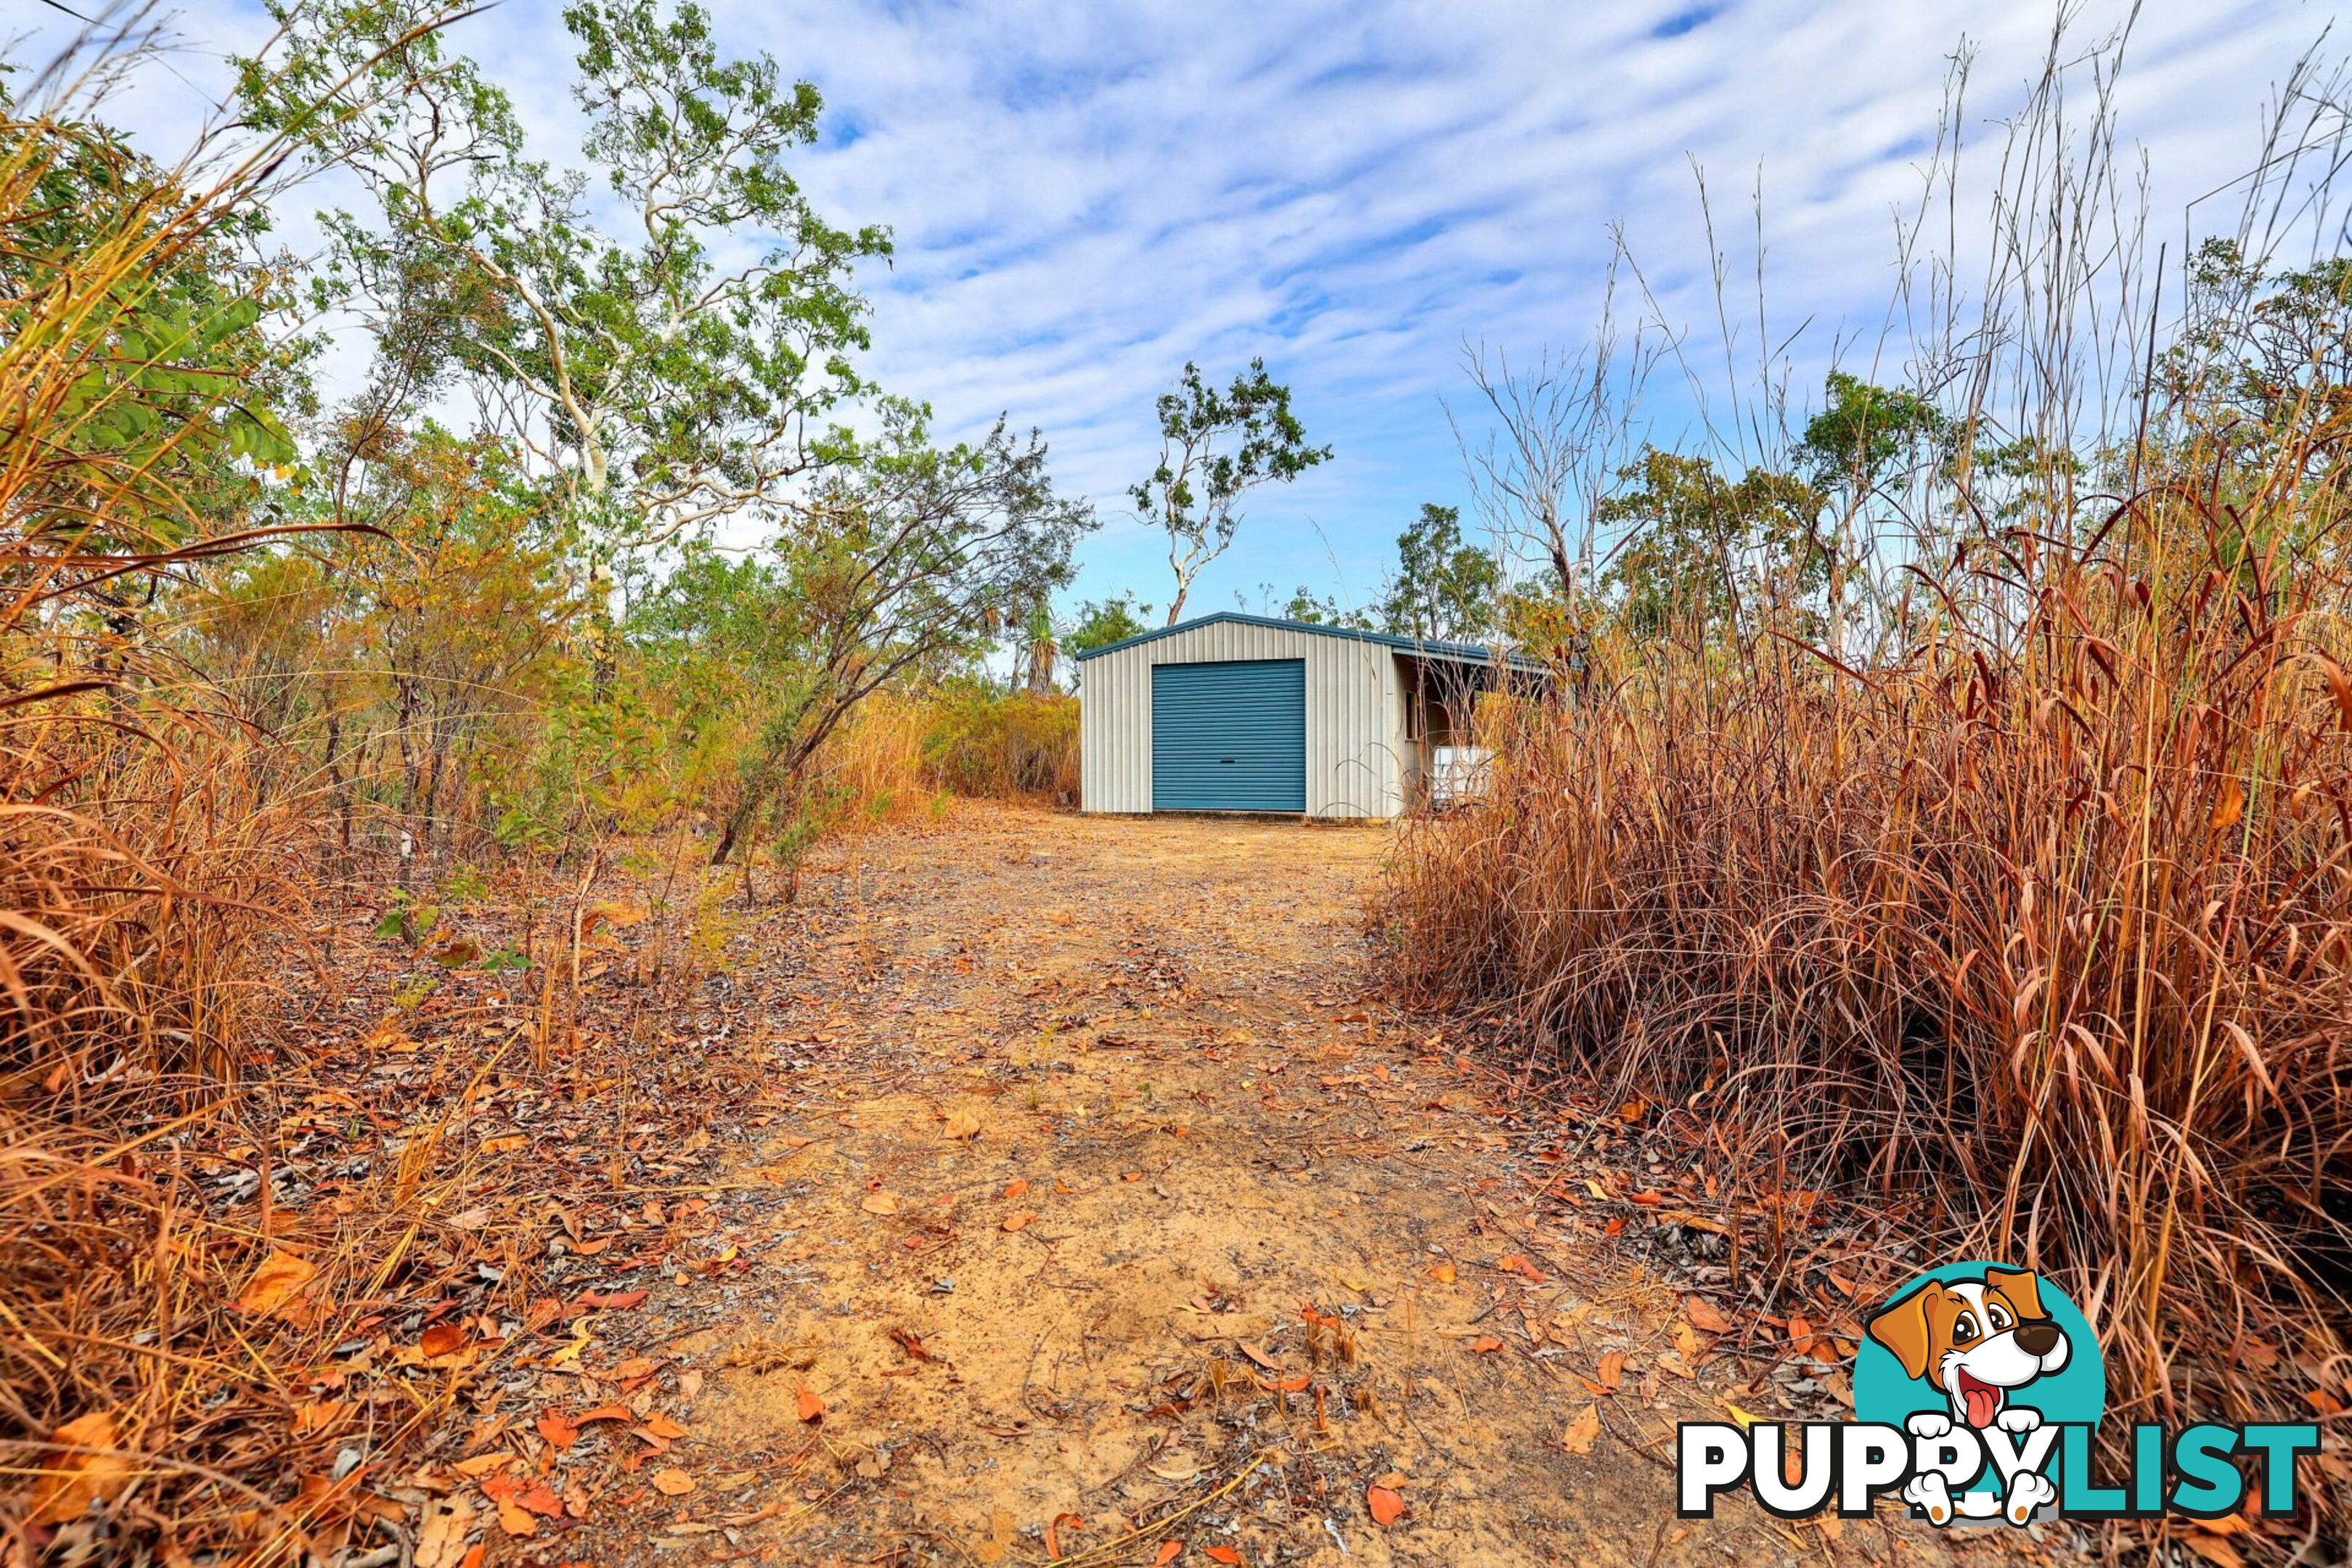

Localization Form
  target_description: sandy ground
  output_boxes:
[534,805,2007,1567]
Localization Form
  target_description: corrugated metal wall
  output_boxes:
[1079,621,1409,817]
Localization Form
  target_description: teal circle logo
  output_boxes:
[1855,1261,2104,1432]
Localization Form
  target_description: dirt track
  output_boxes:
[547,806,1989,1567]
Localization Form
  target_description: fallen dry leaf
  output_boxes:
[860,1191,901,1215]
[943,1108,983,1140]
[1153,1543,1183,1567]
[1468,1336,1504,1354]
[576,1288,647,1310]
[652,1467,695,1497]
[534,1410,579,1449]
[1684,1295,1734,1334]
[1204,1548,1243,1565]
[234,1251,317,1317]
[27,1410,127,1526]
[1148,1450,1204,1482]
[2182,1536,2244,1568]
[293,1398,348,1434]
[414,1495,475,1568]
[796,1385,825,1423]
[1597,1349,1625,1392]
[418,1322,470,1359]
[1426,1261,1456,1283]
[1367,1482,1407,1527]
[1001,1211,1036,1232]
[1003,1177,1030,1200]
[1561,1405,1601,1455]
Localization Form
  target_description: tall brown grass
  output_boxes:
[1,36,369,1557]
[1383,22,2352,1538]
[812,684,1079,826]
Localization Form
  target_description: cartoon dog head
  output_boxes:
[1866,1267,2070,1429]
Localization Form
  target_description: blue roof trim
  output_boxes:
[1072,610,1548,673]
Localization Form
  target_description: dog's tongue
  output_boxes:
[1959,1373,2003,1429]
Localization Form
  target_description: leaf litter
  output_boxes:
[102,804,1980,1567]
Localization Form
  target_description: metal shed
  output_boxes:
[1074,611,1543,819]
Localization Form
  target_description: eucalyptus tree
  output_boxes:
[630,399,1093,864]
[240,0,889,573]
[1381,503,1500,643]
[1131,359,1329,625]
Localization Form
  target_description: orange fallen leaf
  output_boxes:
[1426,1261,1457,1283]
[27,1410,127,1526]
[576,1288,647,1310]
[235,1250,317,1317]
[1153,1543,1183,1566]
[651,1467,695,1496]
[860,1191,901,1215]
[1001,1212,1036,1232]
[1684,1296,1734,1334]
[796,1385,825,1423]
[1469,1336,1504,1354]
[494,1498,538,1538]
[453,1452,514,1477]
[1237,1341,1279,1371]
[943,1108,983,1140]
[293,1399,348,1434]
[573,1403,631,1426]
[1367,1482,1408,1527]
[1003,1177,1030,1200]
[1597,1349,1625,1392]
[535,1410,580,1449]
[1561,1405,1601,1455]
[640,1412,687,1440]
[419,1322,470,1358]
[1204,1548,1244,1565]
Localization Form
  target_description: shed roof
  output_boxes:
[1071,611,1548,674]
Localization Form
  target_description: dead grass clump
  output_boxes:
[813,685,1079,825]
[2,41,359,1557]
[1381,20,2352,1543]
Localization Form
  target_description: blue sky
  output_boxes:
[18,0,2343,620]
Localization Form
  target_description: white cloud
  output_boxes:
[16,0,2339,616]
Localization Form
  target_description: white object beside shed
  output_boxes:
[1074,611,1539,820]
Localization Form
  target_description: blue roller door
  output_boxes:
[1151,659,1306,812]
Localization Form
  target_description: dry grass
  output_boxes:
[812,686,1079,828]
[1381,23,2352,1548]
